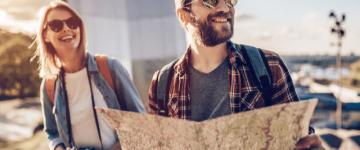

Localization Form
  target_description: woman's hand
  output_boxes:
[54,144,66,150]
[110,141,121,150]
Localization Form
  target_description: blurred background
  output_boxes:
[0,0,359,149]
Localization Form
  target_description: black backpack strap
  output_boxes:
[240,44,273,107]
[156,59,178,116]
[240,44,316,134]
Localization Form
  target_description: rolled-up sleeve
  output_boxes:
[148,70,160,115]
[266,53,299,104]
[39,79,64,150]
[108,59,145,113]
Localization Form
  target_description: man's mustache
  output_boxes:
[208,12,233,21]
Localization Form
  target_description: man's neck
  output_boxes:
[190,41,228,74]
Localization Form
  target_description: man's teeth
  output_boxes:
[213,18,228,23]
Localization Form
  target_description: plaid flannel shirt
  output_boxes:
[148,41,299,119]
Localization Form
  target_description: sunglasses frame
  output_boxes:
[45,16,81,33]
[185,0,238,9]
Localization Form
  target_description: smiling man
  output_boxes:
[148,0,323,149]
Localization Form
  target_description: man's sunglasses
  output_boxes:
[45,16,81,32]
[185,0,238,9]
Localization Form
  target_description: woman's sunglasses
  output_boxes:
[185,0,238,9]
[45,16,81,32]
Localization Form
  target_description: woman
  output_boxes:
[34,1,145,150]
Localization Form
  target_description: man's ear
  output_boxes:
[176,8,192,26]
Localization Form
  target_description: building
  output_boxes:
[68,0,187,105]
[349,60,360,87]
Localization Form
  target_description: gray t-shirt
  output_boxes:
[189,59,231,121]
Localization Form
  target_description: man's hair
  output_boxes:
[175,0,192,10]
[175,0,195,26]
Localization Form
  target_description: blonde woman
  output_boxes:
[34,1,145,150]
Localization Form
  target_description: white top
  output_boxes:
[64,68,116,149]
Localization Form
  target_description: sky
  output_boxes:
[0,0,52,33]
[0,0,359,55]
[233,0,360,55]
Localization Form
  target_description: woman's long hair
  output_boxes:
[33,1,87,79]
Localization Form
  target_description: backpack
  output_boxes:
[45,55,124,108]
[155,44,273,116]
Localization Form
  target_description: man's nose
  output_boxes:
[215,0,230,12]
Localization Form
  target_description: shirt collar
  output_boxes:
[174,41,247,76]
[227,41,247,66]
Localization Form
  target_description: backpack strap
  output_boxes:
[240,45,315,134]
[45,55,118,107]
[95,55,127,109]
[156,59,178,116]
[45,78,57,105]
[95,55,115,90]
[155,44,273,115]
[240,44,273,107]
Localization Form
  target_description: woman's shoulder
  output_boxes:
[105,56,126,72]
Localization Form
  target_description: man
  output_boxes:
[148,0,323,149]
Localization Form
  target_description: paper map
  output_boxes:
[97,100,318,150]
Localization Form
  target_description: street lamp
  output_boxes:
[329,10,346,129]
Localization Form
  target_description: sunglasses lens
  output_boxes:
[203,0,218,8]
[48,20,63,32]
[202,0,237,8]
[226,0,238,7]
[65,17,80,30]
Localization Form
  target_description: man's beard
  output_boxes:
[192,12,234,47]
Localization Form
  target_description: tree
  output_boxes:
[0,30,40,99]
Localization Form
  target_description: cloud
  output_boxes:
[0,0,52,20]
[0,0,53,32]
[252,31,273,41]
[235,13,255,22]
[5,7,36,20]
[0,10,37,33]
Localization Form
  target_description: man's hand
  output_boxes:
[295,134,325,150]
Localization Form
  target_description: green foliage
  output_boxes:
[0,29,40,99]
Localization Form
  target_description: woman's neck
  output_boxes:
[61,52,87,73]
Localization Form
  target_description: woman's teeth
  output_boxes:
[59,35,74,42]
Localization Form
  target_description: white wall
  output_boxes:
[68,0,187,76]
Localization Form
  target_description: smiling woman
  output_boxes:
[32,1,145,150]
[34,1,86,78]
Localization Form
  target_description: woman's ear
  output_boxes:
[43,30,50,43]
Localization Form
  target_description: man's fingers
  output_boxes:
[295,134,323,150]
